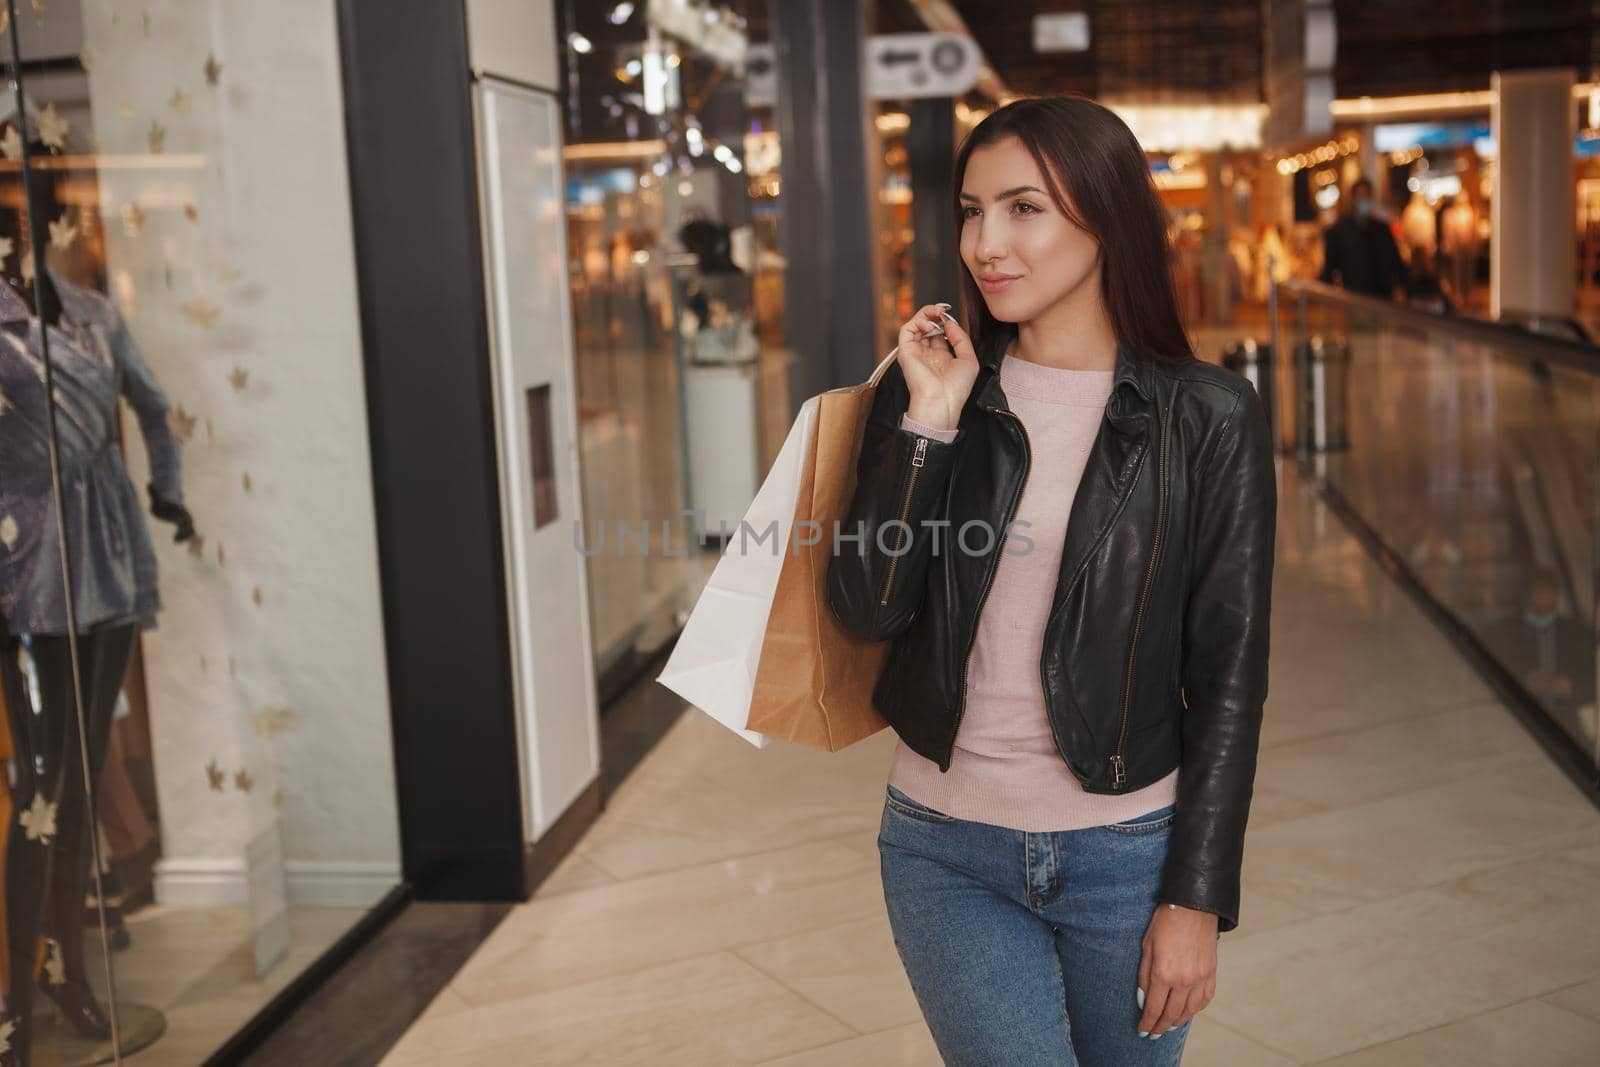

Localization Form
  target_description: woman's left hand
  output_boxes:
[1136,904,1219,1038]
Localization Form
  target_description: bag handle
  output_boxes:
[867,348,899,388]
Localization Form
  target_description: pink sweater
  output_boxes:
[887,352,1180,831]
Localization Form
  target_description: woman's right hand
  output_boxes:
[897,303,980,431]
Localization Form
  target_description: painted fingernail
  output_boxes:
[1152,1033,1164,1040]
[935,301,952,308]
[941,311,957,322]
[1137,987,1145,1009]
[1138,1031,1149,1038]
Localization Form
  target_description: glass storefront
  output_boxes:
[0,3,400,1061]
[557,0,784,702]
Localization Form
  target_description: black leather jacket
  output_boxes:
[826,324,1277,932]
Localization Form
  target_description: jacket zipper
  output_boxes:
[1110,401,1170,789]
[951,409,1030,763]
[879,436,929,606]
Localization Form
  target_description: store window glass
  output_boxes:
[0,3,401,1062]
[558,0,783,703]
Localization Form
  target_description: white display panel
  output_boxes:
[476,79,602,841]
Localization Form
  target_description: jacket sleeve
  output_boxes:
[110,311,184,505]
[1158,382,1277,934]
[825,357,962,642]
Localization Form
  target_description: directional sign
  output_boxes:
[743,33,980,107]
[868,33,980,100]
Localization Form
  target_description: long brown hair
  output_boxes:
[953,95,1193,365]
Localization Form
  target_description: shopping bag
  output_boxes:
[654,395,821,747]
[744,353,903,751]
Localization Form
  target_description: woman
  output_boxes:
[826,96,1276,1065]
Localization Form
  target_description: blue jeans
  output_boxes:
[878,784,1191,1066]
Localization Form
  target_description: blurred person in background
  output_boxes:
[1318,177,1408,300]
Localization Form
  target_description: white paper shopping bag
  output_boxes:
[655,395,822,747]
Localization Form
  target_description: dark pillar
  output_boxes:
[336,0,527,901]
[770,0,878,408]
[909,96,960,310]
[702,79,752,234]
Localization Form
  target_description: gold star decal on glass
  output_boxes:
[252,586,263,606]
[206,418,215,444]
[48,212,78,251]
[20,792,57,843]
[119,97,134,120]
[182,296,219,328]
[229,366,249,391]
[272,790,283,810]
[122,201,146,235]
[206,760,226,791]
[234,768,255,793]
[37,103,69,151]
[169,403,198,442]
[41,938,65,987]
[187,533,206,559]
[205,53,223,87]
[184,202,199,222]
[165,261,174,289]
[0,126,21,161]
[250,705,298,737]
[169,88,191,116]
[218,542,227,567]
[242,471,253,492]
[0,514,17,551]
[149,120,166,154]
[228,655,236,675]
[219,267,241,287]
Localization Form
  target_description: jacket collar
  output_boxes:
[974,322,1155,414]
[0,265,90,326]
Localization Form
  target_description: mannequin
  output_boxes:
[0,132,192,1062]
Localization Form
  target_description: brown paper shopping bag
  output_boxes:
[745,351,904,752]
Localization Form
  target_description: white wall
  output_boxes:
[82,0,400,905]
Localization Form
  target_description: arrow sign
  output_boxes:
[868,32,979,100]
[744,33,979,107]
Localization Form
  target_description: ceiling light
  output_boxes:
[568,32,594,54]
[608,2,635,24]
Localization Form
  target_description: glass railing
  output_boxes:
[1274,279,1600,792]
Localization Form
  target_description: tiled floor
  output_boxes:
[87,903,366,1063]
[380,461,1600,1066]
